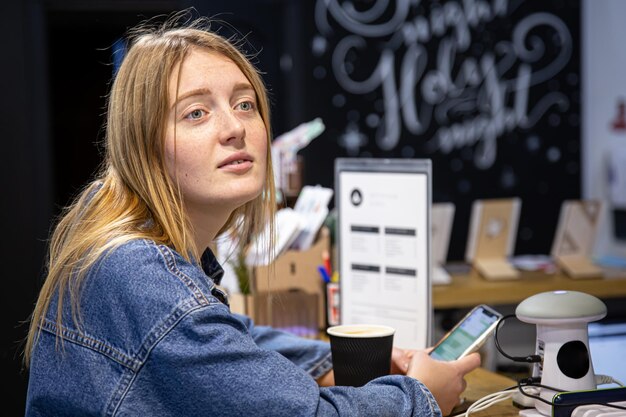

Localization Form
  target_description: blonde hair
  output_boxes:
[24,15,276,364]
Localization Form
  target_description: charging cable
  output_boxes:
[461,385,547,416]
[596,374,625,387]
[494,315,542,363]
[463,390,516,416]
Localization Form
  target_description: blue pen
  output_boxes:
[317,265,331,283]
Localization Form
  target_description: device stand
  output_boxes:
[516,291,607,417]
[534,323,597,416]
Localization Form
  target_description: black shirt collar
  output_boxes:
[200,247,224,286]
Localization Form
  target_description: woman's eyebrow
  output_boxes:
[171,87,212,110]
[232,82,255,95]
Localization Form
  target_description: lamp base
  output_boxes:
[512,390,537,408]
[519,408,546,417]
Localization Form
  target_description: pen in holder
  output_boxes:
[326,282,340,326]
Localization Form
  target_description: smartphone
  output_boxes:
[429,304,502,361]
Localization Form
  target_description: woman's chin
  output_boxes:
[226,188,264,209]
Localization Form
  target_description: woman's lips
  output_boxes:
[218,152,253,168]
[218,159,253,173]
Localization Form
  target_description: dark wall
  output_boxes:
[1,1,53,414]
[46,1,294,212]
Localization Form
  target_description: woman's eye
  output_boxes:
[238,101,254,111]
[186,109,205,120]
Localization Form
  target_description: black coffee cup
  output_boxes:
[327,324,395,387]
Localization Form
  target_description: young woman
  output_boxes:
[24,16,479,416]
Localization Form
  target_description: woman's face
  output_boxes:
[165,48,267,215]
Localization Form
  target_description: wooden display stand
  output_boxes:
[465,199,521,280]
[555,254,603,279]
[551,200,604,279]
[473,258,520,280]
[432,203,455,285]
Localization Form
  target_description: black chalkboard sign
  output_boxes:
[300,0,581,260]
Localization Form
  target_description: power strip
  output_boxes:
[519,401,626,417]
[553,387,626,417]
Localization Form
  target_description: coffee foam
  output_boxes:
[327,324,395,338]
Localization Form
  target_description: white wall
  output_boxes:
[582,0,626,257]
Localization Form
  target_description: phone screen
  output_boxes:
[430,306,500,361]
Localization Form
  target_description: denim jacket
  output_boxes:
[26,239,441,416]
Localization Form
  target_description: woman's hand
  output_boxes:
[406,350,481,416]
[316,369,335,387]
[319,345,480,414]
[390,347,415,374]
[317,347,429,386]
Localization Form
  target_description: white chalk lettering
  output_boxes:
[316,0,572,169]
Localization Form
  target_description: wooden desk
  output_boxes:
[462,367,519,417]
[433,269,626,309]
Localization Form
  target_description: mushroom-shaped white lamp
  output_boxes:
[516,290,607,416]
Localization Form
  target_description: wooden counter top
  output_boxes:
[433,268,626,309]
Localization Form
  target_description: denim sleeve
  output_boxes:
[232,313,333,379]
[320,376,442,417]
[119,303,441,417]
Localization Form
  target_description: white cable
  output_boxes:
[596,374,625,387]
[468,394,513,413]
[464,393,513,415]
[462,388,517,416]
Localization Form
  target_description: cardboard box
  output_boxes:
[229,228,331,334]
[250,227,330,327]
[229,290,319,338]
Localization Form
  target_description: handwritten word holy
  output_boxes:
[316,0,572,169]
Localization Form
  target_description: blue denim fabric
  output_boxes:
[26,239,441,416]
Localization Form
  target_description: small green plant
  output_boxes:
[231,250,251,295]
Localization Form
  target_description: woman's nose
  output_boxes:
[217,108,245,144]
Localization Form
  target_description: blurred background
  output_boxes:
[2,0,626,414]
